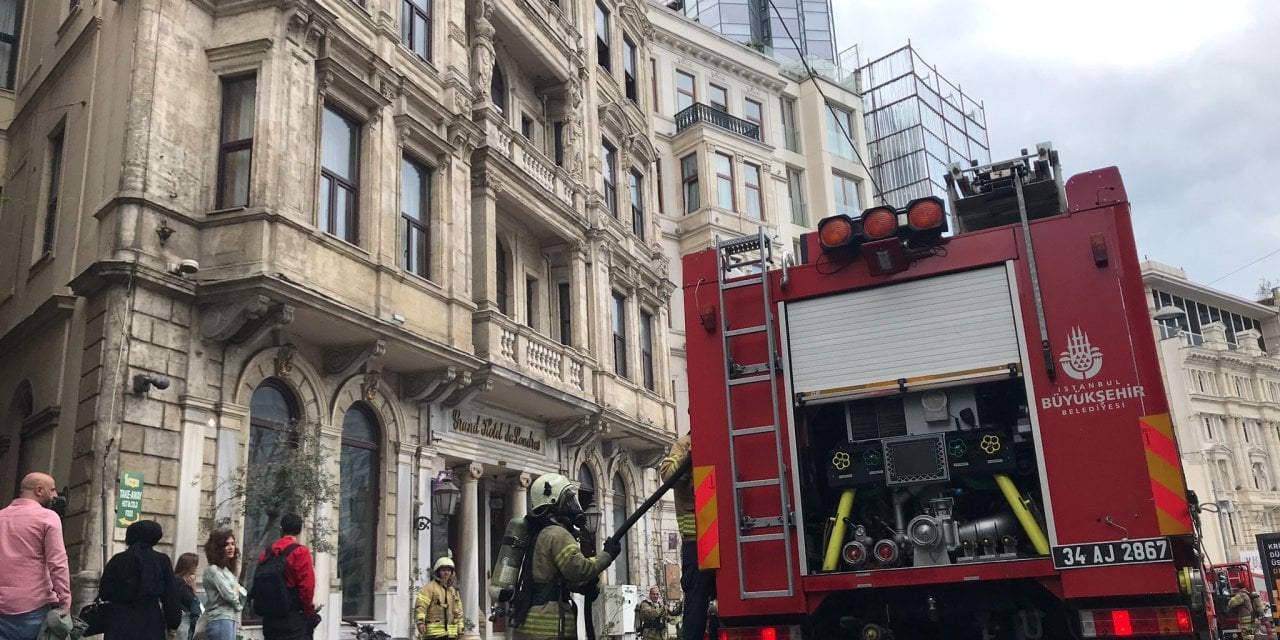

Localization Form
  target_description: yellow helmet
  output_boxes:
[529,473,576,516]
[433,554,455,574]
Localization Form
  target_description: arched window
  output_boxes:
[244,380,299,590]
[496,240,510,315]
[491,64,507,119]
[1215,458,1235,490]
[339,403,381,618]
[611,474,630,584]
[578,464,596,509]
[1253,460,1271,491]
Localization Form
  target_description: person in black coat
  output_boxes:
[98,520,182,640]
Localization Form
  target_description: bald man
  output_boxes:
[0,473,70,640]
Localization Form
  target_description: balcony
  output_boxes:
[675,103,761,142]
[479,113,576,211]
[474,311,591,396]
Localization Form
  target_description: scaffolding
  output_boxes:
[852,43,991,208]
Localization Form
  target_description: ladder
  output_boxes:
[715,227,795,599]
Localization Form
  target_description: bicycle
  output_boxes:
[342,619,392,640]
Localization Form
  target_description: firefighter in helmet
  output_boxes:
[416,554,464,639]
[510,472,618,640]
[1228,581,1265,640]
[663,434,716,640]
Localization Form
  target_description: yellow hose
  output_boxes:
[995,474,1050,556]
[823,489,857,571]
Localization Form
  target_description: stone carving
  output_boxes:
[274,344,297,379]
[362,370,382,401]
[401,366,460,403]
[322,339,387,377]
[634,447,669,469]
[199,296,294,344]
[443,374,494,408]
[470,0,496,99]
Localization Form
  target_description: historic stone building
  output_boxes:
[1145,261,1280,568]
[0,0,675,638]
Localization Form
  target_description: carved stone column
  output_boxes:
[456,462,485,640]
[570,242,590,350]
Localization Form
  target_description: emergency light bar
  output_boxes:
[815,196,949,274]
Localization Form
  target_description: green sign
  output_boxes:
[115,471,144,527]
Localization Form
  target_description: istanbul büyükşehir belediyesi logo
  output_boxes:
[1058,326,1103,380]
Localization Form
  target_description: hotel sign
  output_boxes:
[451,409,543,453]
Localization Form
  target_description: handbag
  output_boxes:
[191,612,208,640]
[78,598,112,637]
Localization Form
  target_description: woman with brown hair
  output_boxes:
[201,530,245,640]
[174,552,203,640]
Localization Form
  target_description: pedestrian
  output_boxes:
[98,519,183,640]
[173,552,203,640]
[0,472,71,640]
[415,554,464,639]
[635,586,669,640]
[253,513,320,640]
[202,529,245,640]
[509,472,618,640]
[662,435,716,640]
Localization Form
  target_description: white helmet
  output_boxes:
[530,473,576,517]
[433,554,455,574]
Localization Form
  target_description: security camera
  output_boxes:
[132,373,171,394]
[168,259,200,276]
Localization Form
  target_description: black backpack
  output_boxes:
[249,543,300,617]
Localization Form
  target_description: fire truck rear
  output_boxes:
[681,144,1210,640]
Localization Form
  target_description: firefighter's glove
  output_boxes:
[603,537,621,559]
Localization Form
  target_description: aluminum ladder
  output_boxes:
[715,227,795,599]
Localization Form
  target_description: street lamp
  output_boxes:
[582,503,602,536]
[1153,305,1187,322]
[415,475,462,531]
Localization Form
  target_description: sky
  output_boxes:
[832,0,1280,300]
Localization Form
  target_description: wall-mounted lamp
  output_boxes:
[416,474,462,531]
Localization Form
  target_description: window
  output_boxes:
[578,465,597,511]
[787,167,806,225]
[610,475,630,584]
[826,104,856,161]
[1269,381,1280,403]
[319,105,360,243]
[744,98,763,140]
[1235,376,1254,400]
[554,122,565,166]
[833,172,861,217]
[217,76,256,209]
[1227,511,1239,544]
[401,0,431,59]
[525,276,538,329]
[650,58,659,111]
[521,115,533,140]
[640,310,654,391]
[655,158,665,214]
[780,96,800,152]
[339,404,380,618]
[681,153,699,213]
[1204,415,1221,440]
[743,163,762,220]
[602,140,617,217]
[41,127,65,255]
[709,84,727,112]
[612,292,627,376]
[491,65,507,119]
[496,240,510,315]
[595,2,611,71]
[623,37,637,102]
[401,156,431,278]
[676,71,696,112]
[0,0,21,90]
[629,170,644,239]
[557,282,571,346]
[244,382,299,600]
[715,152,734,211]
[1243,419,1253,444]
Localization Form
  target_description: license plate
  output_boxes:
[1051,537,1172,570]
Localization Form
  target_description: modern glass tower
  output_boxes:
[677,0,836,63]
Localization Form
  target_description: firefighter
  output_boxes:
[663,434,716,640]
[416,554,463,639]
[1228,583,1263,639]
[635,586,668,640]
[510,472,618,640]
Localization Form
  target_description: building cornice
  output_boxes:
[652,29,788,93]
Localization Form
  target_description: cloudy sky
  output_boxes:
[832,0,1280,300]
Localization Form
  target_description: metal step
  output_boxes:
[722,276,765,290]
[719,235,763,255]
[740,533,787,543]
[735,478,781,489]
[728,373,772,387]
[724,325,767,338]
[730,425,777,437]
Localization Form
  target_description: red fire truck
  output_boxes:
[681,144,1210,640]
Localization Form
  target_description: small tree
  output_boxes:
[205,419,339,561]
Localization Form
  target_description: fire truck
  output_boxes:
[681,144,1211,640]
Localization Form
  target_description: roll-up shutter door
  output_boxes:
[787,265,1021,403]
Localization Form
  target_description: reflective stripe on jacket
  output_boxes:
[662,435,696,539]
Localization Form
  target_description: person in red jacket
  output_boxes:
[256,513,321,640]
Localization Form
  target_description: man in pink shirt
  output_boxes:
[0,472,71,640]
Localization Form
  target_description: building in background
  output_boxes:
[856,43,990,209]
[1144,261,1280,567]
[648,4,872,443]
[0,0,676,638]
[666,0,836,66]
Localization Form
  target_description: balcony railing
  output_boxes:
[481,113,575,208]
[675,103,761,142]
[478,313,590,392]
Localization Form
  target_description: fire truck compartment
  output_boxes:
[784,265,1051,574]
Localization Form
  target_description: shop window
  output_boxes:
[611,474,629,583]
[243,381,300,599]
[339,404,381,618]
